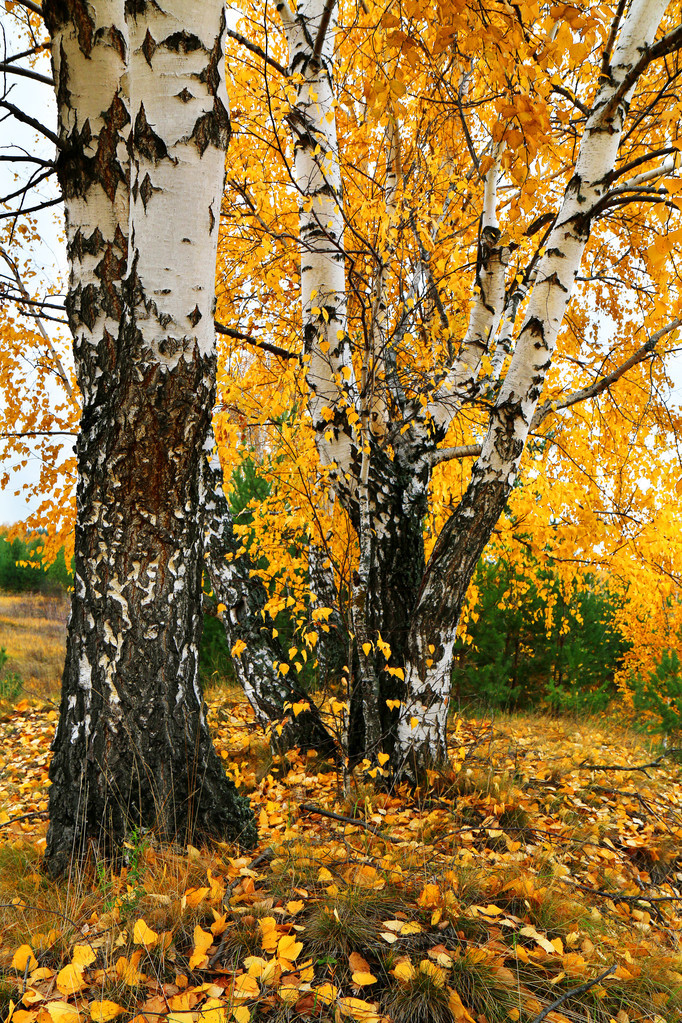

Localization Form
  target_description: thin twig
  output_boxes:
[530,964,616,1023]
[300,802,402,843]
[214,320,299,361]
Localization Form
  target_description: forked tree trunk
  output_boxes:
[44,0,256,878]
[394,0,670,778]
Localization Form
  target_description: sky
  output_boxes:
[0,9,67,526]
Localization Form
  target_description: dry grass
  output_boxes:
[0,591,67,703]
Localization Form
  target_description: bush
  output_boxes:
[453,558,629,713]
[630,648,682,738]
[0,531,72,594]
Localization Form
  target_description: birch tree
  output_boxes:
[215,0,682,777]
[34,0,256,876]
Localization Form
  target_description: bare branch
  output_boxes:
[551,83,589,117]
[214,320,299,361]
[0,246,74,401]
[0,100,60,147]
[426,444,482,466]
[0,62,52,85]
[0,195,62,219]
[531,318,682,431]
[313,0,336,58]
[0,166,54,204]
[602,22,682,121]
[601,0,628,77]
[0,430,77,437]
[226,27,288,78]
[530,966,617,1023]
[12,0,44,17]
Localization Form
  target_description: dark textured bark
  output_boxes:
[203,450,337,758]
[308,541,347,688]
[43,0,257,876]
[46,347,256,877]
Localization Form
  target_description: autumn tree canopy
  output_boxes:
[2,0,682,789]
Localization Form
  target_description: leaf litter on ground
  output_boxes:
[1,687,682,1023]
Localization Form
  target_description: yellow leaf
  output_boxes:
[278,984,299,1004]
[317,867,333,881]
[277,934,303,962]
[292,700,309,717]
[56,965,86,997]
[233,974,259,999]
[12,946,38,973]
[44,1002,81,1023]
[183,887,210,908]
[71,946,96,969]
[285,900,304,915]
[400,922,422,935]
[232,1009,250,1023]
[313,983,338,1005]
[419,960,445,987]
[393,961,416,982]
[377,752,390,766]
[351,972,377,986]
[189,925,214,970]
[133,919,158,948]
[337,996,381,1021]
[385,699,401,710]
[231,639,246,657]
[449,989,476,1022]
[89,1002,125,1022]
[259,917,279,953]
[362,643,372,656]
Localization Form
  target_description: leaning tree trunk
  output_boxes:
[394,0,670,780]
[203,444,337,757]
[44,0,256,878]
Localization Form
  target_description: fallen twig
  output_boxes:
[299,803,402,844]
[530,964,616,1023]
[578,748,682,775]
[0,810,48,829]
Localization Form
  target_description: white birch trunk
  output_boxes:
[395,0,670,776]
[279,0,358,478]
[45,0,257,875]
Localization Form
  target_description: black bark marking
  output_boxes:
[188,305,202,327]
[133,103,168,163]
[176,88,193,103]
[139,172,160,209]
[199,7,227,96]
[94,92,129,202]
[141,29,157,66]
[189,98,231,156]
[164,31,202,53]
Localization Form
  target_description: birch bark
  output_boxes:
[394,0,670,777]
[44,0,256,877]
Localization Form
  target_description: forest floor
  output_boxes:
[0,594,681,1023]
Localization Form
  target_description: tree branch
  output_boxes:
[0,195,62,219]
[313,0,336,58]
[531,318,682,431]
[226,27,288,78]
[426,444,482,466]
[214,320,299,361]
[0,100,60,147]
[12,0,44,16]
[551,83,589,116]
[0,62,52,85]
[602,22,682,121]
[530,965,617,1023]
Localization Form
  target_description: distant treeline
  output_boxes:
[0,531,72,594]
